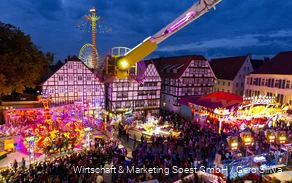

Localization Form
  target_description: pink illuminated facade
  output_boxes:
[40,56,105,107]
[152,55,215,112]
[106,62,161,115]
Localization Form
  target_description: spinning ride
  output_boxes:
[21,94,86,154]
[102,47,148,83]
[103,0,222,79]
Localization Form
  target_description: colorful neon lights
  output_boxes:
[162,11,195,35]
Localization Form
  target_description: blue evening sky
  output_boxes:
[1,0,292,62]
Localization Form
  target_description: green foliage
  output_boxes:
[0,22,54,98]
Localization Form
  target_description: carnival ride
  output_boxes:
[100,47,148,83]
[76,7,112,69]
[21,94,86,154]
[104,0,222,79]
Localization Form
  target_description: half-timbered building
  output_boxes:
[152,55,216,112]
[106,61,161,115]
[40,56,105,107]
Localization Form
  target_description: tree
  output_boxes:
[0,22,54,99]
[49,60,64,72]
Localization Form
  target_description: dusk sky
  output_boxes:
[2,0,292,62]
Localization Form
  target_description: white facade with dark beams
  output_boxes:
[106,61,161,115]
[152,55,216,112]
[40,56,105,107]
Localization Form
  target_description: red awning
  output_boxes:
[179,91,243,109]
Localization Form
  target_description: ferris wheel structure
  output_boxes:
[78,43,100,69]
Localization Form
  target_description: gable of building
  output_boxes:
[151,55,207,79]
[40,55,99,87]
[210,55,248,80]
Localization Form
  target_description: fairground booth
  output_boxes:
[179,91,243,133]
[179,92,291,133]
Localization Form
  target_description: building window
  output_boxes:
[218,81,220,85]
[59,76,64,81]
[77,76,82,81]
[59,86,64,93]
[247,67,249,71]
[69,75,74,81]
[241,83,244,87]
[222,89,224,92]
[77,86,83,92]
[246,78,249,84]
[228,82,230,86]
[87,86,92,92]
[253,78,257,85]
[116,102,121,108]
[286,80,290,89]
[77,64,82,69]
[244,67,246,71]
[239,75,241,78]
[68,86,74,93]
[261,79,265,86]
[275,80,279,88]
[236,83,239,87]
[68,64,73,69]
[223,82,225,86]
[227,90,230,93]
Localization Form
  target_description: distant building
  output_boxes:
[40,56,105,107]
[105,61,161,115]
[152,55,215,112]
[245,51,292,104]
[210,54,253,96]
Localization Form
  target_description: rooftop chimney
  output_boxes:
[65,59,68,63]
[247,53,252,59]
[67,55,70,61]
[264,57,270,63]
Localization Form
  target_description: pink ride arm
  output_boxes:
[152,0,222,44]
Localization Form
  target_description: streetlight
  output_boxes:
[227,136,238,151]
[265,129,275,144]
[240,132,253,157]
[276,131,286,144]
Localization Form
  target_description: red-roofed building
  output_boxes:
[151,55,215,111]
[245,51,292,104]
[210,54,254,96]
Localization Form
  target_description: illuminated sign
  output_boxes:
[251,98,272,105]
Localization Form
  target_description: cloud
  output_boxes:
[2,0,292,62]
[157,30,292,52]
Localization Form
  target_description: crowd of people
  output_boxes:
[0,107,291,183]
[0,138,118,183]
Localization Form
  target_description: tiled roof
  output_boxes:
[251,59,264,71]
[69,55,82,61]
[209,55,248,80]
[251,51,292,75]
[150,55,207,79]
